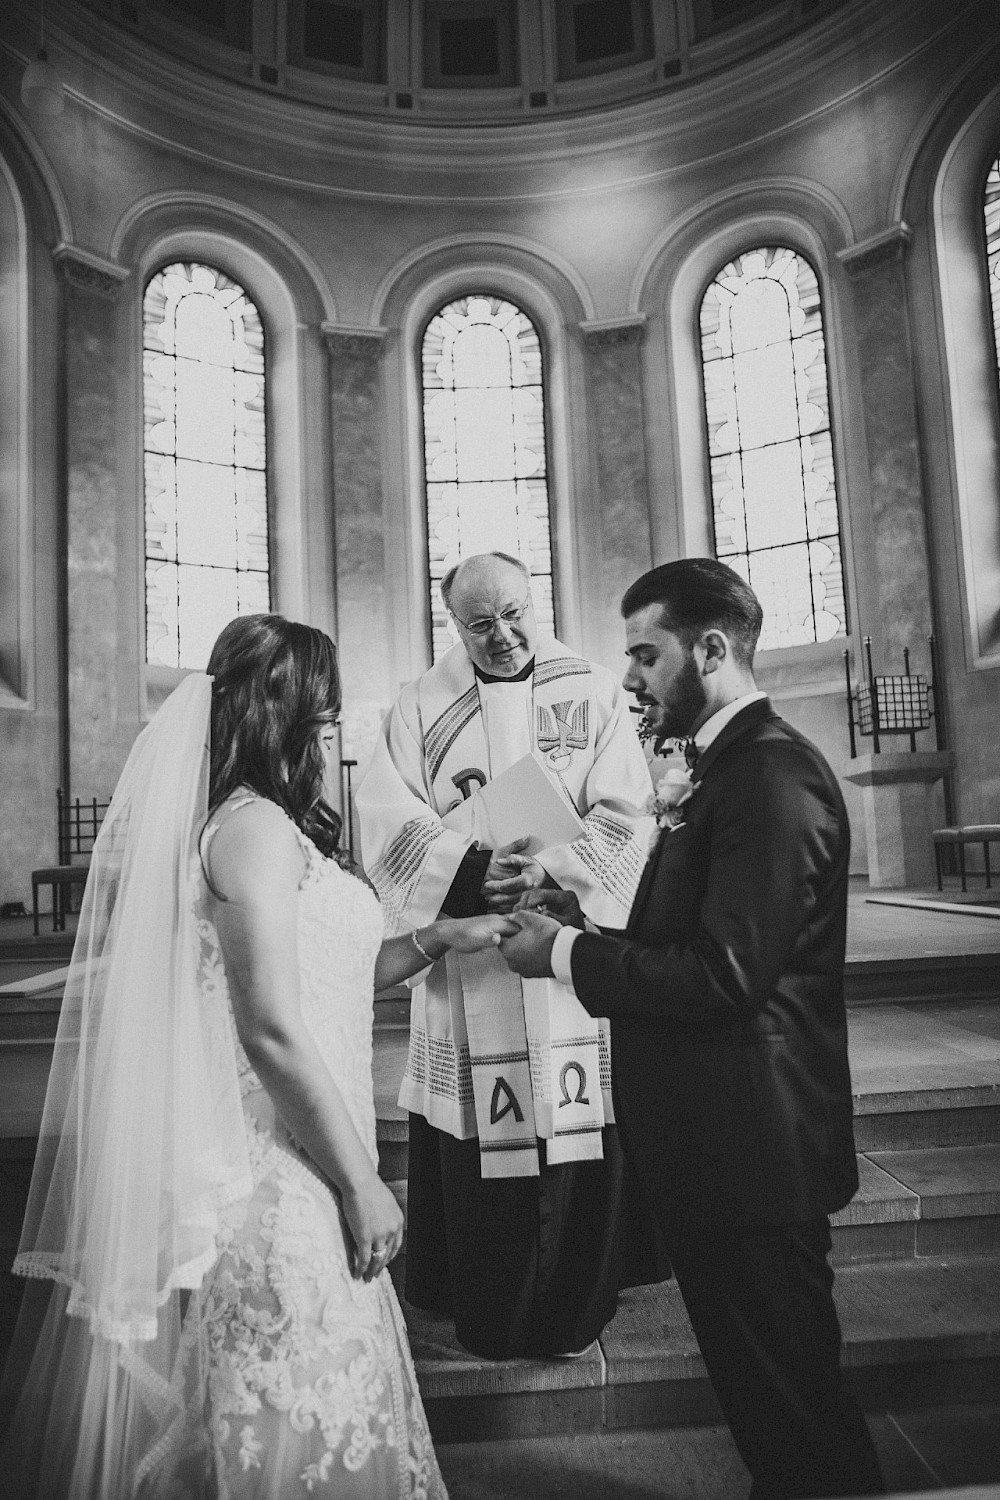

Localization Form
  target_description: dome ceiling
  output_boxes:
[69,0,852,122]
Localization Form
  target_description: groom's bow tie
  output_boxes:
[683,738,701,772]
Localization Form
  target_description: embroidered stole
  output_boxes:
[405,644,614,1178]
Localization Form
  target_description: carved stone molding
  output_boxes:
[322,324,390,362]
[579,315,647,348]
[53,243,130,299]
[578,316,650,348]
[836,223,912,278]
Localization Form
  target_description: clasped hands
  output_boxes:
[440,838,583,976]
[481,835,584,977]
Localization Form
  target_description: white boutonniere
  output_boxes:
[646,766,696,835]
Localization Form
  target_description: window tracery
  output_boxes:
[699,245,846,652]
[984,155,1000,387]
[420,294,555,661]
[143,261,271,669]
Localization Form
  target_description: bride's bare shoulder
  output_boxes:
[206,794,306,899]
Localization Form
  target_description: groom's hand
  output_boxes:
[517,888,584,929]
[499,910,561,978]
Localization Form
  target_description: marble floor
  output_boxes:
[434,1404,1000,1499]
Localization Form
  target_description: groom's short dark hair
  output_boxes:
[622,558,764,667]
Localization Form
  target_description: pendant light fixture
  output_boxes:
[21,0,65,116]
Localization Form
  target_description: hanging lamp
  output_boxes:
[21,0,65,116]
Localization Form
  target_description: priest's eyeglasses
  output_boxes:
[450,595,531,637]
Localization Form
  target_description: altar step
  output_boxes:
[843,952,1000,1007]
[375,998,1000,1204]
[374,994,1000,1448]
[399,1253,1000,1444]
[432,1411,1000,1500]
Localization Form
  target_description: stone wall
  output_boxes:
[1,0,999,901]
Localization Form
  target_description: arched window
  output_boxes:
[984,154,1000,383]
[699,246,846,652]
[143,261,271,669]
[421,294,555,662]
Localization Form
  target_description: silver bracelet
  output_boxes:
[411,928,436,965]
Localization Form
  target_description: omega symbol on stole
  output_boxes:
[558,1060,590,1108]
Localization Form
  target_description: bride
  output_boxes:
[1,614,513,1498]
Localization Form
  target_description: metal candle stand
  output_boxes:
[340,758,358,860]
[844,634,944,758]
[841,634,955,887]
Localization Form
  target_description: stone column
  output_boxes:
[323,325,390,783]
[53,244,129,801]
[579,317,654,628]
[842,750,956,888]
[837,227,956,875]
[837,226,934,664]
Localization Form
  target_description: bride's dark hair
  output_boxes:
[207,613,348,862]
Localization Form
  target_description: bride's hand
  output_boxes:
[341,1173,405,1282]
[434,914,519,953]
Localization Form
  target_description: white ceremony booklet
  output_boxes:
[440,752,586,856]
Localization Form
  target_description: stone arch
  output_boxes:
[375,238,596,679]
[109,194,338,703]
[632,186,867,671]
[915,72,1000,672]
[0,116,68,901]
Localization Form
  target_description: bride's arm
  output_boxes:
[373,912,517,992]
[208,800,402,1282]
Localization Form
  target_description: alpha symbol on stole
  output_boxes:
[490,1076,524,1125]
[558,1061,590,1108]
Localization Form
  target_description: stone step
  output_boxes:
[401,1255,1000,1444]
[850,1003,1000,1151]
[375,1001,1000,1174]
[433,1407,1000,1498]
[831,1146,1000,1264]
[843,953,1000,1007]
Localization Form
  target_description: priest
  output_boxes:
[357,551,662,1358]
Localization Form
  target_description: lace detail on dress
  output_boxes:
[146,793,446,1499]
[202,1117,398,1493]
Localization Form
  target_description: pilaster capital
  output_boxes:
[53,243,130,299]
[321,323,390,361]
[579,315,647,348]
[836,223,912,278]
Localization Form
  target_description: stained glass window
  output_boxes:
[143,262,270,669]
[985,155,1000,388]
[700,246,846,652]
[421,294,555,662]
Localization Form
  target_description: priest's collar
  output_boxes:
[474,657,536,684]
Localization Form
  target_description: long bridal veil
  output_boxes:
[0,673,252,1499]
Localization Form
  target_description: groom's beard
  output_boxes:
[652,652,708,741]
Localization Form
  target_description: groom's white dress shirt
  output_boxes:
[550,690,767,987]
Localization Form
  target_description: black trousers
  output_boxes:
[664,1218,884,1499]
[405,1114,667,1359]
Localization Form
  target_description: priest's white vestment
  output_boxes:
[358,637,652,1171]
[356,639,661,1358]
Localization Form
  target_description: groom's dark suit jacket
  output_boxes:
[570,697,859,1231]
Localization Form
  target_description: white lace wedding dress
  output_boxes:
[146,795,447,1499]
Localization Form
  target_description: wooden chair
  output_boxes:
[31,790,109,935]
[932,825,1000,892]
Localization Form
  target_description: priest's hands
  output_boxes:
[498,910,562,978]
[516,888,585,928]
[482,835,553,914]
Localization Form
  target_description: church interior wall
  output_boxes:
[908,68,1000,829]
[1,0,999,902]
[0,119,65,906]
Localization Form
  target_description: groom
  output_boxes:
[501,559,884,1498]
